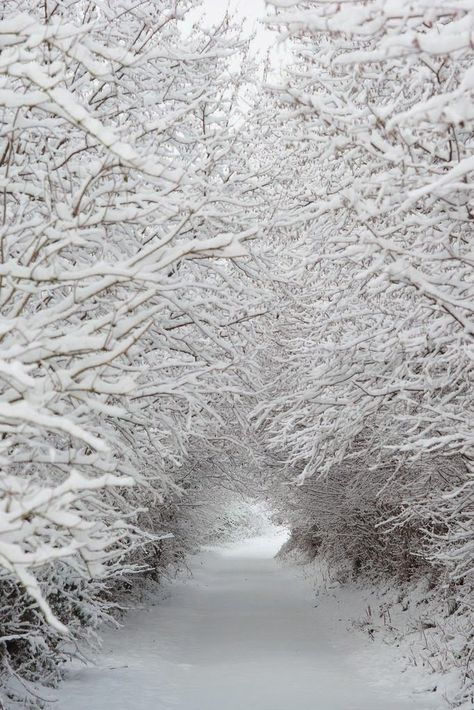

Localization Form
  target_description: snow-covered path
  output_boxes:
[57,531,441,710]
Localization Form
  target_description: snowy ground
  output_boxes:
[56,529,446,710]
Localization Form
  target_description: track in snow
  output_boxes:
[57,531,441,709]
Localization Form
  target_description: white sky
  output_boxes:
[186,0,275,57]
[201,0,266,27]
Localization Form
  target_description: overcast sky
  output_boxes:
[187,0,275,56]
[202,0,266,25]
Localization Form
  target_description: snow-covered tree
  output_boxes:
[254,2,474,701]
[0,1,268,702]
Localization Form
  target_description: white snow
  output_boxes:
[56,529,444,710]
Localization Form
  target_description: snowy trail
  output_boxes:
[57,531,441,710]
